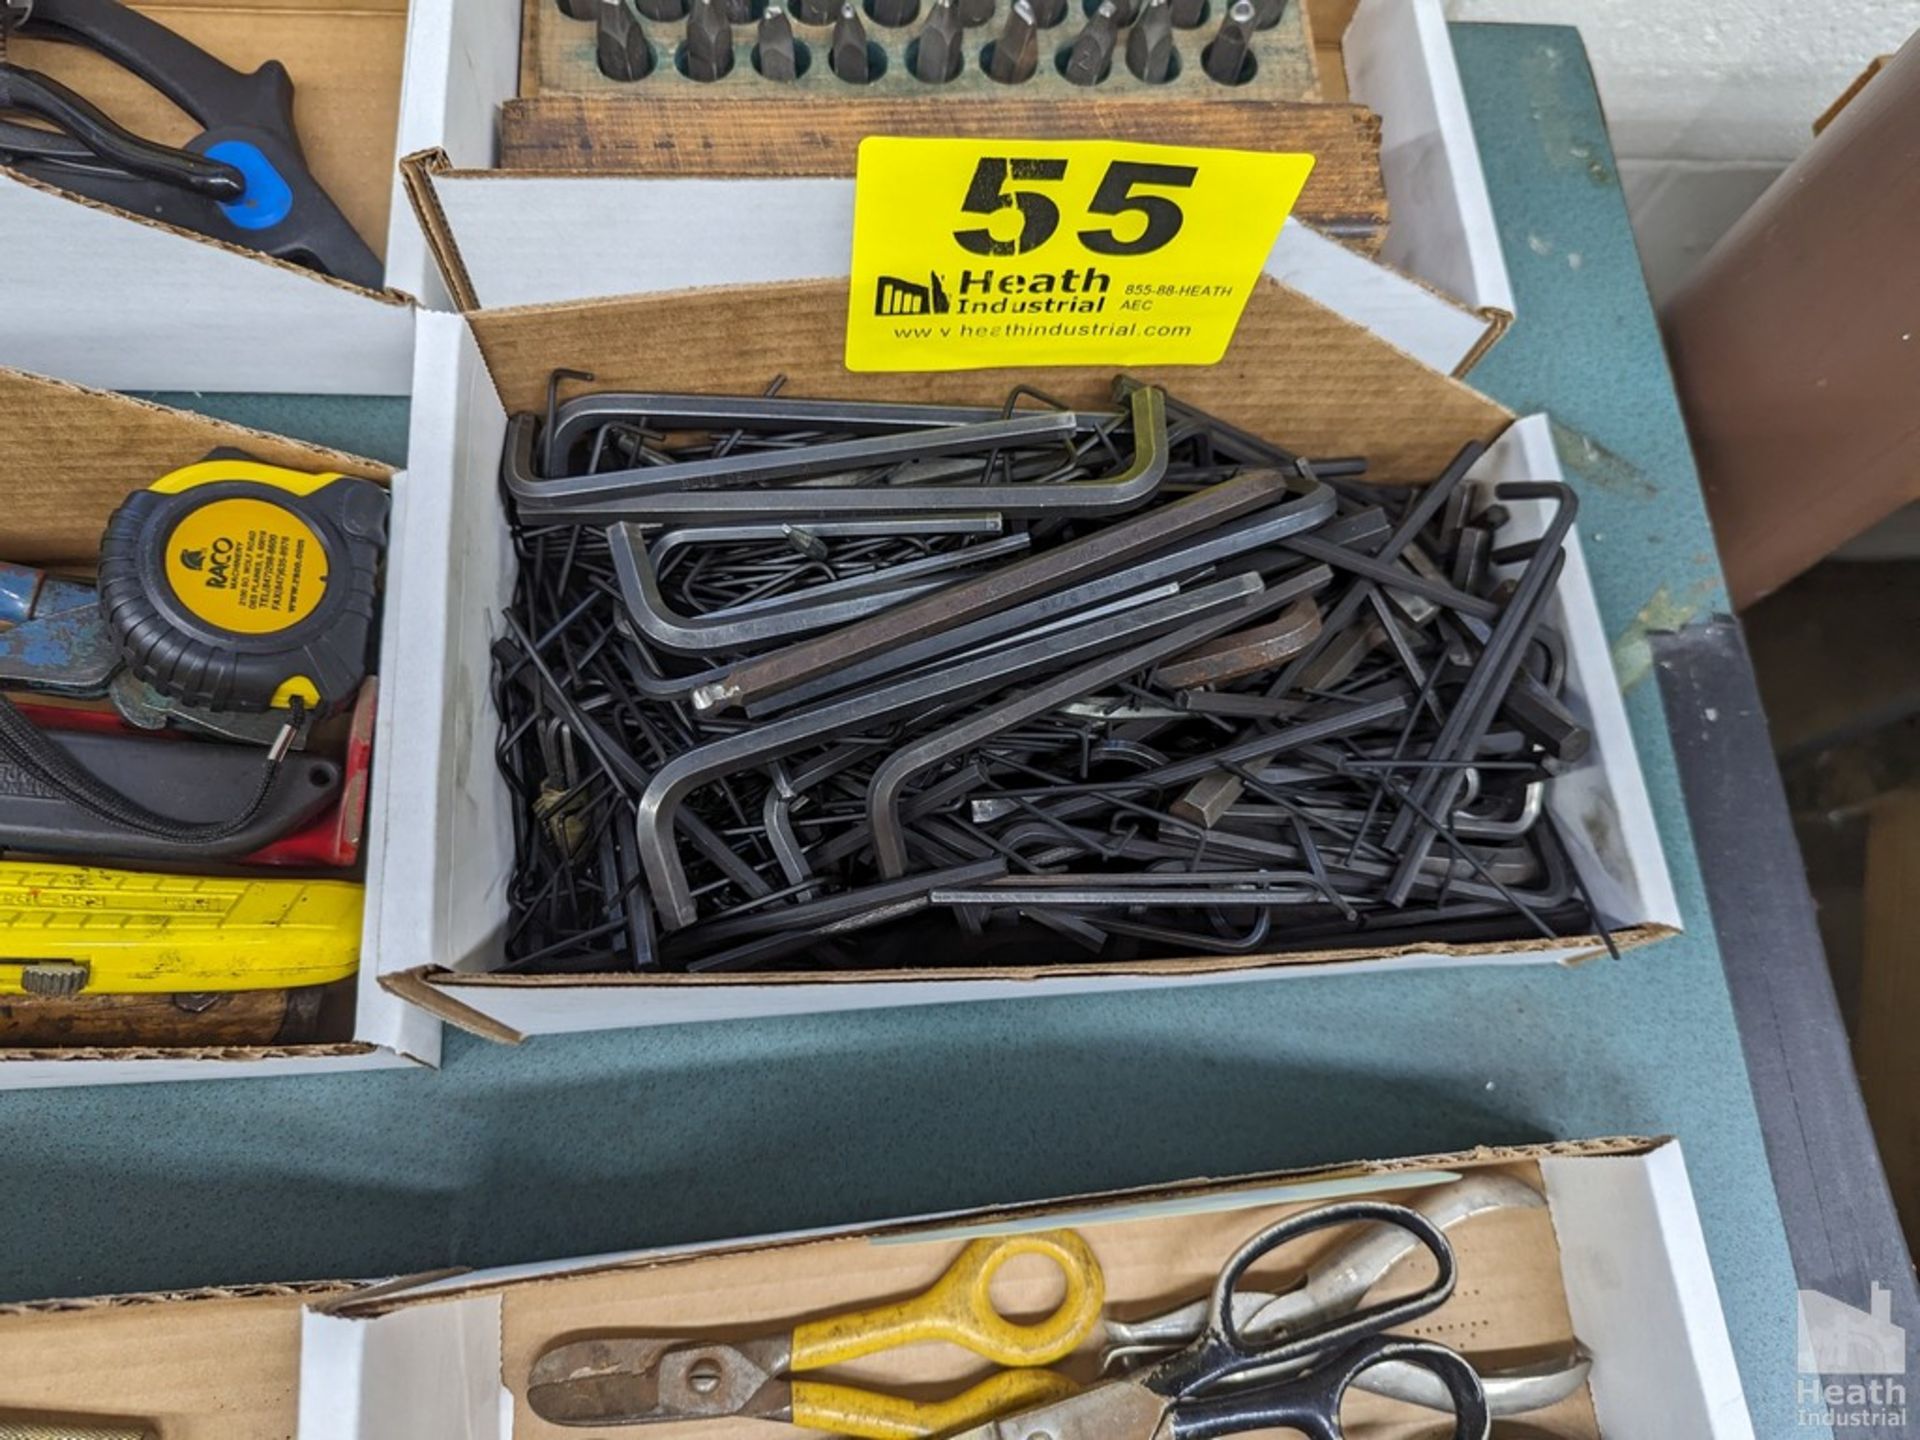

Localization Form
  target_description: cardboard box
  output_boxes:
[396,0,1513,374]
[382,295,1676,1043]
[0,0,427,394]
[0,1282,346,1440]
[292,1137,1754,1439]
[0,366,440,1087]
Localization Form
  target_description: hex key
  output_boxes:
[637,575,1266,929]
[868,575,1269,878]
[694,465,1317,716]
[608,524,1032,653]
[743,505,1336,719]
[500,387,1170,524]
[1156,596,1322,689]
[1382,482,1577,903]
[544,391,1116,460]
[504,408,1080,504]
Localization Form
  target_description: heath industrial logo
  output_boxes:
[1797,1283,1910,1430]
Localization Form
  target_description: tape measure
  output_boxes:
[0,861,361,995]
[96,456,389,714]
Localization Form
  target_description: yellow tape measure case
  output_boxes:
[96,457,388,714]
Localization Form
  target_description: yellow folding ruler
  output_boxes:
[0,862,361,996]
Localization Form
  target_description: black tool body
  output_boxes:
[0,726,340,859]
[0,0,382,287]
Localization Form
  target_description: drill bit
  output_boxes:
[910,0,963,81]
[830,1,872,79]
[683,0,735,78]
[1202,0,1253,84]
[1124,0,1174,81]
[868,0,918,27]
[596,0,655,77]
[755,3,799,76]
[1026,0,1066,25]
[721,0,754,20]
[1105,0,1137,22]
[1062,0,1117,85]
[1167,0,1203,26]
[634,0,686,18]
[985,0,1038,81]
[1251,0,1284,25]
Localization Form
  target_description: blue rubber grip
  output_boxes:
[206,139,294,231]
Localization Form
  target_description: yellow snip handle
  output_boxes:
[792,1368,1078,1440]
[790,1231,1105,1371]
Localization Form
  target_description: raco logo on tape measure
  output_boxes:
[176,535,235,585]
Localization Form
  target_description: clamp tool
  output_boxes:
[0,0,381,286]
[528,1231,1105,1437]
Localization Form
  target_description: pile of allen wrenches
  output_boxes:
[492,376,1603,975]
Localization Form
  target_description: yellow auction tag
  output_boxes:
[846,137,1313,373]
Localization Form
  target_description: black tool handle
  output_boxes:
[10,0,384,287]
[1166,1334,1491,1440]
[0,726,340,860]
[1147,1201,1462,1399]
[0,64,243,194]
[23,0,261,125]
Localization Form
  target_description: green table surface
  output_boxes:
[5,24,1814,1438]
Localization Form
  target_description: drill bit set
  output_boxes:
[544,0,1316,97]
[491,378,1603,976]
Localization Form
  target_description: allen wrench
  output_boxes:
[638,582,1274,929]
[695,466,1326,716]
[608,523,1032,652]
[868,575,1269,878]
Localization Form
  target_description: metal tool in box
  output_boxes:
[530,1231,1105,1436]
[525,1178,1591,1436]
[0,0,381,286]
[0,456,386,860]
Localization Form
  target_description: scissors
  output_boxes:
[1100,1175,1591,1420]
[950,1201,1492,1440]
[527,1230,1106,1439]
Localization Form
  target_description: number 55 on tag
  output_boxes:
[846,137,1313,373]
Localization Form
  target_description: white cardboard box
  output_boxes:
[396,0,1514,376]
[380,301,1676,1043]
[0,0,429,395]
[293,1137,1754,1440]
[0,366,441,1088]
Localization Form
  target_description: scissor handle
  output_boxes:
[1147,1201,1460,1400]
[1166,1334,1490,1440]
[791,1231,1106,1371]
[792,1367,1079,1440]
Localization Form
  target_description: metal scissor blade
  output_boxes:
[527,1337,679,1425]
[1102,1176,1548,1370]
[527,1334,794,1426]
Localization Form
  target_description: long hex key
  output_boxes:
[609,524,1032,652]
[504,408,1079,505]
[543,392,1121,459]
[868,575,1269,878]
[638,580,1271,929]
[1381,482,1577,905]
[504,387,1171,524]
[744,500,1337,719]
[693,466,1319,716]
